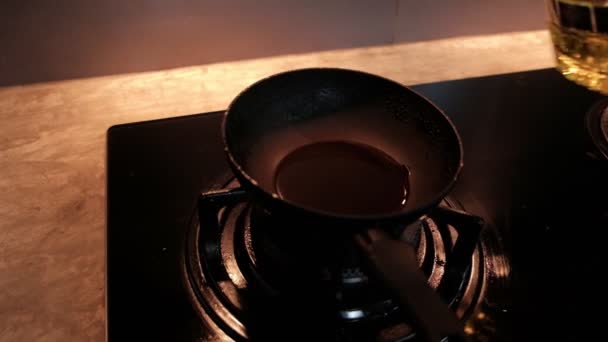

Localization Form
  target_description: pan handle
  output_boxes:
[356,205,484,342]
[356,227,471,342]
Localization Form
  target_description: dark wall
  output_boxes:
[395,0,547,42]
[0,0,545,87]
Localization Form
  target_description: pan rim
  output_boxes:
[221,67,464,221]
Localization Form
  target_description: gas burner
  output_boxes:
[181,181,497,341]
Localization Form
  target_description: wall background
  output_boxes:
[0,0,547,86]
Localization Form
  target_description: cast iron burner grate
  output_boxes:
[182,180,488,341]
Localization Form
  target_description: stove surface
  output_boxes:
[107,68,607,341]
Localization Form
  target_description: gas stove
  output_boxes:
[107,68,607,341]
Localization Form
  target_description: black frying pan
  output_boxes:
[222,68,470,341]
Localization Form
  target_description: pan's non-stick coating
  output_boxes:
[224,68,462,220]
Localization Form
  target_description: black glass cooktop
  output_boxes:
[107,68,607,341]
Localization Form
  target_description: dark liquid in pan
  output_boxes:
[274,141,410,216]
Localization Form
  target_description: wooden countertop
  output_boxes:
[0,30,554,341]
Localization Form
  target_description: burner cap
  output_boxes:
[586,99,608,160]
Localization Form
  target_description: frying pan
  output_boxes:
[221,68,471,341]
